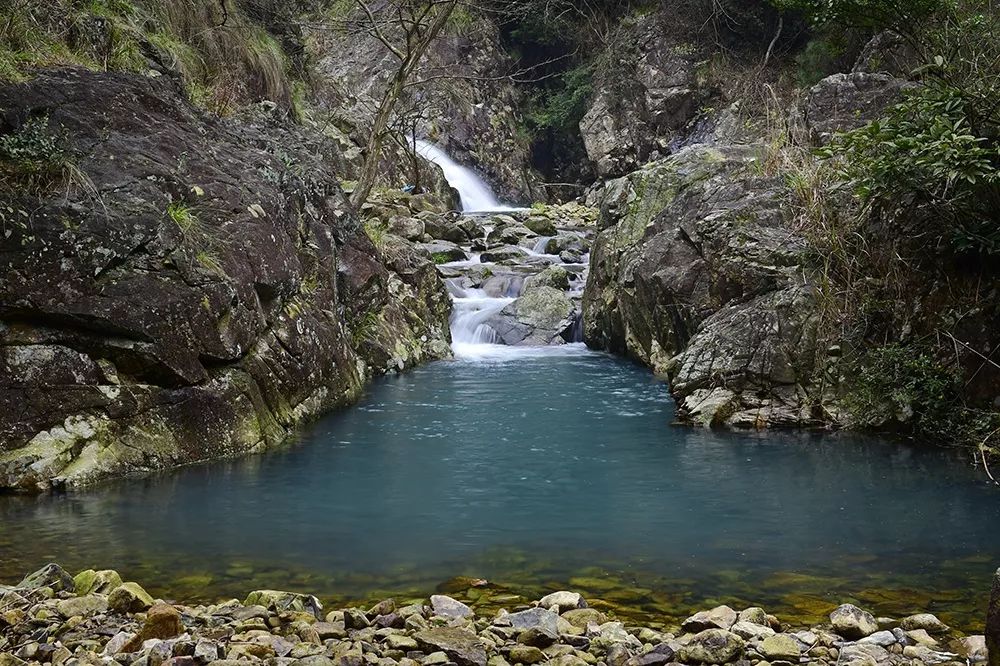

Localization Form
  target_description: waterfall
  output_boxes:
[414,139,517,213]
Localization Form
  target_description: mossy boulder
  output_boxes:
[108,582,155,614]
[73,569,123,596]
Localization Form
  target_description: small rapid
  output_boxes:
[416,142,592,359]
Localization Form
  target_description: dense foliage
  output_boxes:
[0,0,304,115]
[821,3,1000,255]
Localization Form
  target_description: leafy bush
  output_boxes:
[769,0,951,35]
[825,84,1000,253]
[848,344,960,433]
[524,64,593,136]
[794,36,844,86]
[0,115,71,190]
[847,343,1000,449]
[817,2,1000,255]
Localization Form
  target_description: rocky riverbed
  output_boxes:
[362,196,598,349]
[0,564,990,666]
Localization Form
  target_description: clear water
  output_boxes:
[2,347,999,629]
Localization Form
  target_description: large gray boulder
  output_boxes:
[583,145,837,428]
[580,12,707,177]
[797,72,916,145]
[485,286,576,346]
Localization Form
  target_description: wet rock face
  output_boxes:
[583,145,838,428]
[0,68,451,491]
[434,204,596,348]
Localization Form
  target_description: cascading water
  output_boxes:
[419,141,588,358]
[414,139,517,213]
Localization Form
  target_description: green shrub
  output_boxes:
[848,344,959,432]
[0,115,73,190]
[819,2,1000,256]
[847,343,1000,449]
[794,37,843,86]
[824,81,1000,254]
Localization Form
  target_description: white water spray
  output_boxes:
[414,139,518,213]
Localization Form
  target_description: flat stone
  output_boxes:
[904,629,937,647]
[838,643,890,666]
[899,613,949,634]
[830,604,879,639]
[507,645,546,664]
[539,591,586,612]
[901,645,958,663]
[730,621,774,640]
[561,608,607,629]
[858,630,897,647]
[56,594,108,618]
[506,608,560,634]
[759,635,800,661]
[430,595,473,619]
[517,626,558,648]
[314,621,348,640]
[415,628,487,666]
[386,635,419,651]
[682,606,738,633]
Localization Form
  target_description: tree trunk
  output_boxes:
[349,1,457,209]
[989,567,1000,666]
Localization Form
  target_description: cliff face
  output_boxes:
[578,9,1000,433]
[582,145,839,427]
[0,69,451,491]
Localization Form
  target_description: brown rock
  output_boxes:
[122,603,184,652]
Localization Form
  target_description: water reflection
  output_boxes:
[1,350,998,629]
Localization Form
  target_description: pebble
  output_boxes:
[0,563,977,666]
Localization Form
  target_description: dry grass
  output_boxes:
[0,0,295,115]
